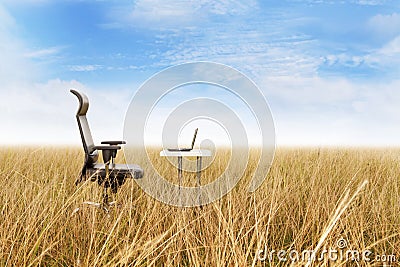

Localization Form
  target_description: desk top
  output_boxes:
[160,149,212,157]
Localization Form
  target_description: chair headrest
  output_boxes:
[70,89,89,116]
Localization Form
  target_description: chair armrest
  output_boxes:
[93,145,121,163]
[101,141,126,145]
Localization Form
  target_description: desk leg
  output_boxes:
[178,156,182,204]
[196,156,202,206]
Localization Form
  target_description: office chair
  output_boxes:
[70,89,143,211]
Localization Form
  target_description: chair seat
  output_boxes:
[92,163,144,179]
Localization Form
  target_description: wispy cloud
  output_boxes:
[322,34,400,76]
[105,0,258,29]
[288,0,392,5]
[24,46,64,59]
[68,64,103,72]
[0,3,36,82]
[353,0,391,5]
[364,35,400,74]
[2,0,49,6]
[157,38,320,78]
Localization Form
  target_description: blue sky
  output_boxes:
[0,0,400,146]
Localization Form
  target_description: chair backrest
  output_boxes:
[70,89,99,164]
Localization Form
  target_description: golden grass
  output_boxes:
[0,147,399,266]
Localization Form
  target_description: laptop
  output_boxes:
[167,128,198,152]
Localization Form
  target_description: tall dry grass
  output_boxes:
[0,147,399,266]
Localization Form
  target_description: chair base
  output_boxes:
[71,187,117,215]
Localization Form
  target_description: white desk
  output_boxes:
[160,149,212,205]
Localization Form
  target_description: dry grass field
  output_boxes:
[0,147,399,266]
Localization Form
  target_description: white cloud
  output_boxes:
[361,35,400,70]
[69,64,103,72]
[263,76,355,104]
[323,53,364,67]
[353,0,389,5]
[261,75,400,146]
[106,0,258,29]
[0,4,15,29]
[378,35,400,55]
[368,13,400,39]
[1,1,400,147]
[2,0,49,5]
[0,79,133,145]
[0,4,36,83]
[154,31,319,78]
[0,4,129,145]
[0,79,83,144]
[323,34,400,75]
[24,46,64,59]
[288,0,390,5]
